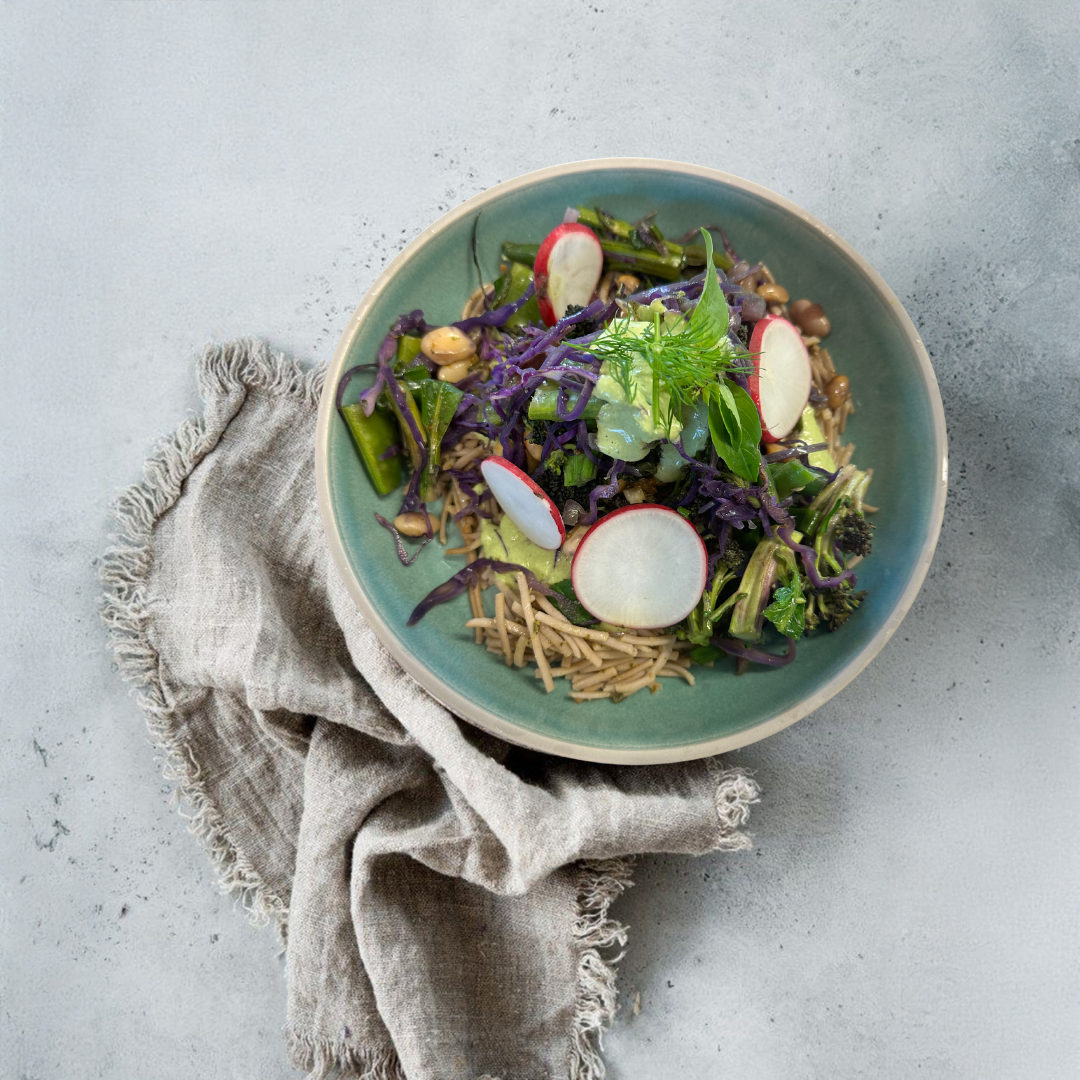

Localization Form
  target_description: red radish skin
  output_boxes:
[479,457,566,550]
[748,315,813,442]
[533,223,604,326]
[571,504,708,629]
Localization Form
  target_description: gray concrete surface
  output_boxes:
[3,2,1078,1077]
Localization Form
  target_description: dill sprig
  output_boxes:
[570,229,748,435]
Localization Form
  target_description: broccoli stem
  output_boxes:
[685,564,747,646]
[803,465,871,537]
[728,539,797,643]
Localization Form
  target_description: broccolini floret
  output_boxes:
[835,512,874,557]
[805,582,868,632]
[681,542,751,646]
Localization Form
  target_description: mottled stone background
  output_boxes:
[2,2,1077,1077]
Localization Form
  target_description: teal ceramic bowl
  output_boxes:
[315,159,947,764]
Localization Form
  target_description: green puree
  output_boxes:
[480,518,571,584]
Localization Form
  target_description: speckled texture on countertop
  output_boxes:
[2,2,1078,1077]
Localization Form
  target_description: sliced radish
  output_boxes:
[748,315,813,442]
[571,505,708,629]
[480,457,566,550]
[533,223,604,326]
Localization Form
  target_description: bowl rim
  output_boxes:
[315,157,948,764]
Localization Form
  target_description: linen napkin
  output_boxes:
[101,339,760,1080]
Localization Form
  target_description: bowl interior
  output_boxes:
[322,163,944,762]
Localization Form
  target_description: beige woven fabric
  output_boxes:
[101,340,760,1080]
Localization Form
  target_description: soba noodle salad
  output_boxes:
[336,206,875,703]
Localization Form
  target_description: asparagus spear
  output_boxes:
[502,218,732,285]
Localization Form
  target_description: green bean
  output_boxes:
[339,403,404,496]
[767,459,820,499]
[491,261,541,327]
[395,334,423,367]
[527,383,602,421]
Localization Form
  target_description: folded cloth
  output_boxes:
[101,340,760,1080]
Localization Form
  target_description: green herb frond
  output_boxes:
[567,229,754,436]
[570,307,747,435]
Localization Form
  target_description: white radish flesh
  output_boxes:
[748,315,813,441]
[534,223,604,326]
[571,505,708,629]
[480,457,566,550]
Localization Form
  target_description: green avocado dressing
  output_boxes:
[480,517,571,584]
[591,314,686,462]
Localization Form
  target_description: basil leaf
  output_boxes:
[688,229,729,346]
[690,644,723,665]
[549,579,596,626]
[715,378,741,442]
[708,380,762,482]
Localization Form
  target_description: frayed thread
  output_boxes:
[707,760,761,852]
[99,339,321,931]
[569,856,635,1080]
[287,1031,406,1080]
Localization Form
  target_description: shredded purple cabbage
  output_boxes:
[335,363,376,411]
[583,460,626,525]
[710,635,797,667]
[777,526,856,589]
[762,442,827,463]
[407,558,554,625]
[453,283,536,332]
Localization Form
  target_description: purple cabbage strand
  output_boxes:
[407,559,554,625]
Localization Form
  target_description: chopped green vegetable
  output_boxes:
[573,207,734,272]
[682,543,748,646]
[562,454,596,487]
[597,238,684,280]
[527,382,603,421]
[796,405,838,472]
[763,572,806,639]
[395,334,423,367]
[400,364,430,397]
[491,261,542,327]
[767,459,820,499]
[339,403,403,497]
